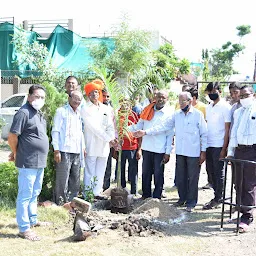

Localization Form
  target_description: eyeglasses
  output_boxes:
[33,94,45,100]
[71,97,82,102]
[240,93,252,99]
[179,99,189,104]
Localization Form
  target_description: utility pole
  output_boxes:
[253,52,256,81]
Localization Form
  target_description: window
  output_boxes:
[2,96,25,108]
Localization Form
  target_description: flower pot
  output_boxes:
[110,187,128,209]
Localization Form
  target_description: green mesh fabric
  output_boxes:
[0,22,115,77]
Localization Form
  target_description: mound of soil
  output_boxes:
[131,198,183,223]
[85,198,186,237]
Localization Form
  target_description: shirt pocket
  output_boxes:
[249,114,256,134]
[102,112,108,129]
[184,122,198,136]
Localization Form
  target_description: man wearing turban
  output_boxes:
[81,79,117,200]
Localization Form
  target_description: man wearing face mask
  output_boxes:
[8,85,49,241]
[227,85,256,232]
[133,92,207,212]
[203,82,231,210]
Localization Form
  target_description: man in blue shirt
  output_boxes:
[134,92,207,212]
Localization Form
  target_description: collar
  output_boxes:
[179,105,194,114]
[27,102,38,113]
[87,100,101,107]
[154,104,168,113]
[210,98,224,107]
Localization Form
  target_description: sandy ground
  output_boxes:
[1,147,256,256]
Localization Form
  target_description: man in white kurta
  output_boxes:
[81,81,116,199]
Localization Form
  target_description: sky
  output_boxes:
[1,0,256,80]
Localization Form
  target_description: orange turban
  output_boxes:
[84,80,104,103]
[92,79,104,87]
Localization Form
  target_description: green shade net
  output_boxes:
[0,22,115,77]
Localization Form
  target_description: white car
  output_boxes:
[0,93,28,139]
[0,93,28,115]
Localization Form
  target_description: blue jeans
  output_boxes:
[16,168,44,232]
[142,150,164,199]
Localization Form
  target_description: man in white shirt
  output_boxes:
[134,92,207,211]
[227,85,256,232]
[203,82,231,210]
[130,90,173,199]
[52,90,85,205]
[81,80,117,200]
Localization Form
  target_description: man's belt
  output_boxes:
[237,144,256,149]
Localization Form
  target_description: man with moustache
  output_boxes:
[81,80,118,199]
[52,90,85,205]
[130,90,173,199]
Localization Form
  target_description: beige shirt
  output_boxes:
[81,100,115,157]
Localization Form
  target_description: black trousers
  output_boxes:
[142,150,164,199]
[103,148,113,191]
[176,155,200,207]
[234,145,256,224]
[206,147,224,201]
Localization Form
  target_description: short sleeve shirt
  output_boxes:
[206,99,231,147]
[10,102,49,168]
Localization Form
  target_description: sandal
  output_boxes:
[18,230,41,241]
[238,222,249,233]
[31,221,52,228]
[202,199,220,210]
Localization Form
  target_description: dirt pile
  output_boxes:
[131,198,183,223]
[87,198,186,237]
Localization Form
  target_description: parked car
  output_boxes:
[0,93,28,115]
[0,93,28,139]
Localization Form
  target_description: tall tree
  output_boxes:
[209,25,251,80]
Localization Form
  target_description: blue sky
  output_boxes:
[1,0,255,79]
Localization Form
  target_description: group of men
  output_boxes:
[133,81,256,233]
[7,77,256,240]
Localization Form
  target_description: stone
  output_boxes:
[71,197,91,214]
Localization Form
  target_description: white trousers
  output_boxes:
[84,156,108,196]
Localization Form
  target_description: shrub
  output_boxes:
[39,82,66,201]
[0,162,18,204]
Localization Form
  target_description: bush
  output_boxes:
[0,162,18,204]
[39,82,67,201]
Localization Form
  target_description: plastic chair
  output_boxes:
[220,157,256,234]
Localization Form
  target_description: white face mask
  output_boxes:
[240,97,254,108]
[31,99,45,110]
